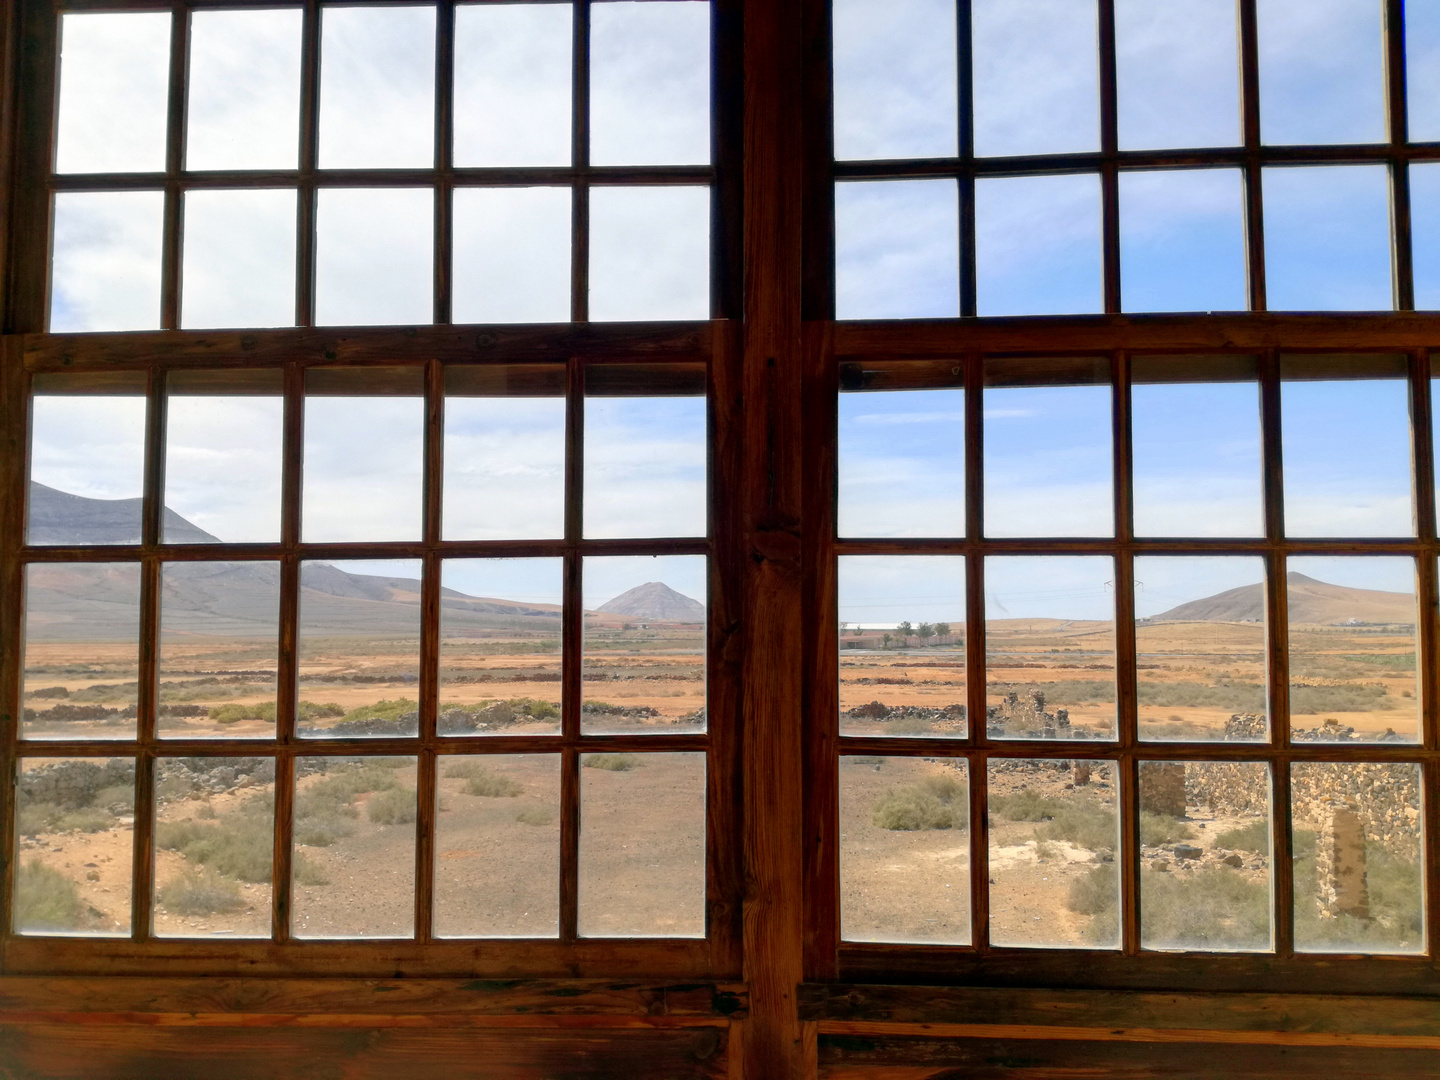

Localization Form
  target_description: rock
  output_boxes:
[1171,843,1203,861]
[1221,853,1244,868]
[1150,860,1170,872]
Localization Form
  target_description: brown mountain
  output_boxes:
[1154,572,1414,625]
[596,581,705,622]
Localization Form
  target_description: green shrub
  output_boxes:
[1294,843,1424,951]
[872,778,966,831]
[53,808,113,833]
[515,807,554,827]
[988,788,1059,822]
[366,788,417,825]
[463,771,521,798]
[339,698,418,724]
[1214,819,1271,855]
[293,852,329,887]
[1140,812,1195,847]
[209,701,277,724]
[584,754,639,772]
[297,701,345,721]
[444,759,494,780]
[1139,866,1271,950]
[1067,861,1117,916]
[16,801,61,835]
[13,861,84,931]
[1291,683,1392,714]
[158,869,245,916]
[1037,801,1117,851]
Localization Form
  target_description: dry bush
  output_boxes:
[159,869,245,916]
[366,788,417,824]
[583,754,639,772]
[515,807,554,827]
[872,775,967,831]
[13,860,84,931]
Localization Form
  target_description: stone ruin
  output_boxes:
[1315,798,1370,921]
[986,688,1080,739]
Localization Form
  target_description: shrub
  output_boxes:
[1037,801,1117,851]
[13,861,84,931]
[886,715,936,736]
[158,869,245,916]
[297,701,345,721]
[1214,819,1269,855]
[1140,812,1195,847]
[1067,861,1117,916]
[91,785,133,812]
[161,811,274,883]
[366,788,417,825]
[293,852,329,887]
[516,807,554,827]
[988,788,1058,822]
[1139,867,1270,950]
[339,698,418,725]
[16,801,61,835]
[53,808,112,833]
[1294,843,1424,951]
[1291,683,1392,714]
[463,771,521,798]
[444,760,494,780]
[209,701,277,724]
[584,754,639,772]
[872,775,967,831]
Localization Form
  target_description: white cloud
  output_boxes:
[589,186,710,321]
[51,191,164,332]
[836,178,959,320]
[583,553,707,610]
[1115,0,1240,150]
[583,396,706,538]
[303,397,424,542]
[1257,0,1385,145]
[186,8,302,170]
[55,12,169,174]
[30,395,146,500]
[443,397,566,540]
[315,188,434,326]
[181,189,297,330]
[453,187,571,324]
[838,555,966,625]
[165,396,284,543]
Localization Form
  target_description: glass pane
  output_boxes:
[985,556,1117,741]
[1135,556,1268,743]
[1258,0,1385,145]
[1410,164,1440,311]
[303,381,423,543]
[55,12,169,174]
[1115,0,1240,150]
[837,556,966,738]
[578,751,705,937]
[187,9,302,170]
[838,385,964,537]
[1119,170,1246,313]
[315,188,433,327]
[440,559,562,737]
[23,564,141,741]
[452,187,571,324]
[291,756,417,938]
[835,180,959,320]
[181,189,296,329]
[1131,363,1263,537]
[1293,762,1424,953]
[584,393,706,539]
[984,365,1112,537]
[28,390,146,545]
[14,757,134,936]
[1140,760,1272,951]
[841,756,969,944]
[164,377,284,545]
[444,368,566,540]
[583,556,706,734]
[987,759,1118,948]
[1281,369,1412,537]
[1407,0,1440,142]
[454,2,572,167]
[976,175,1102,316]
[318,5,435,168]
[590,0,710,166]
[972,0,1098,157]
[1263,166,1392,311]
[297,560,423,739]
[434,754,561,937]
[51,191,164,332]
[154,757,274,939]
[832,0,958,161]
[158,563,280,741]
[588,186,709,321]
[1287,556,1419,744]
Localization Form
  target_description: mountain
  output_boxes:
[1153,572,1414,625]
[596,581,705,622]
[28,481,220,545]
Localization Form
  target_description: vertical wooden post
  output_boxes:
[742,0,805,1074]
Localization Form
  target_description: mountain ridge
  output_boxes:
[1153,571,1415,625]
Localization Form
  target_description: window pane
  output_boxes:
[1407,0,1440,142]
[1287,556,1419,744]
[832,0,957,160]
[23,564,141,741]
[454,2,572,167]
[164,375,284,545]
[837,556,966,739]
[315,188,433,327]
[440,559,562,737]
[972,0,1098,157]
[1135,557,1268,743]
[181,189,297,329]
[187,9,302,170]
[1292,762,1424,954]
[578,751,705,937]
[434,754,561,938]
[14,758,134,936]
[1120,170,1246,313]
[1410,163,1440,310]
[835,179,959,320]
[976,175,1102,316]
[55,12,169,174]
[158,563,280,741]
[1281,367,1412,537]
[318,6,435,168]
[841,756,969,944]
[590,0,710,166]
[588,186,709,321]
[154,757,274,939]
[1257,0,1385,145]
[985,556,1117,741]
[51,191,164,332]
[583,556,706,734]
[303,380,423,543]
[1131,361,1263,537]
[1115,0,1239,150]
[444,368,566,540]
[28,390,146,545]
[1140,760,1272,951]
[452,187,571,324]
[1263,166,1392,311]
[584,393,706,539]
[838,386,964,537]
[984,364,1112,537]
[987,759,1118,948]
[298,560,423,740]
[291,757,417,939]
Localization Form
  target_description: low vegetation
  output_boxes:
[366,788,417,825]
[583,754,639,772]
[515,807,554,827]
[158,869,246,917]
[13,860,85,931]
[1139,812,1195,847]
[872,775,968,831]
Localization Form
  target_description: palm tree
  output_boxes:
[917,622,935,646]
[881,633,893,650]
[895,621,913,647]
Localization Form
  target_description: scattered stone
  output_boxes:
[1221,853,1244,868]
[1171,844,1203,861]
